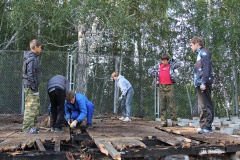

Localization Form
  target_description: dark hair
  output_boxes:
[190,36,204,47]
[65,91,75,102]
[111,71,119,78]
[161,53,170,61]
[29,39,42,50]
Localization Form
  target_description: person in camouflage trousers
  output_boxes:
[159,84,177,127]
[22,39,42,134]
[23,88,40,130]
[158,54,178,127]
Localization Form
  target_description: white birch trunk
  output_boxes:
[75,21,87,94]
[89,17,103,53]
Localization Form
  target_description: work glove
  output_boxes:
[67,119,71,126]
[33,92,39,96]
[70,120,78,128]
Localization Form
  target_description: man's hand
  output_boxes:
[200,84,206,91]
[67,119,71,126]
[33,92,39,96]
[70,120,78,128]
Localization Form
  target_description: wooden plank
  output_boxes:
[175,136,201,145]
[0,131,16,139]
[20,139,30,150]
[54,139,61,152]
[94,139,110,156]
[35,139,46,151]
[0,138,20,152]
[102,142,121,160]
[121,145,226,158]
[9,131,70,142]
[111,139,146,151]
[157,126,240,146]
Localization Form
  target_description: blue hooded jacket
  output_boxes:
[65,93,89,122]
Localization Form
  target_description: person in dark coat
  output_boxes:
[47,75,70,132]
[190,36,214,134]
[22,39,42,134]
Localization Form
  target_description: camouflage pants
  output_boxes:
[159,84,177,125]
[22,88,40,131]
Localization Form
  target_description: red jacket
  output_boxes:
[158,63,173,85]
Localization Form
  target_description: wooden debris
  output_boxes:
[35,139,46,151]
[54,139,61,152]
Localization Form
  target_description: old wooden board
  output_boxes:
[0,131,16,140]
[54,139,61,152]
[93,137,146,152]
[120,145,227,158]
[157,126,240,145]
[35,139,46,151]
[0,138,21,152]
[88,120,201,149]
[86,118,240,159]
[9,131,70,142]
[0,129,70,152]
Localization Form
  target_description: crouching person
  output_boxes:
[65,91,94,129]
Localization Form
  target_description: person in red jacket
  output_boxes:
[158,54,178,127]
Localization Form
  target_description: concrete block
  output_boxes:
[230,116,239,122]
[189,119,199,123]
[192,117,200,120]
[213,118,221,123]
[220,117,230,122]
[229,124,240,130]
[189,122,199,127]
[222,119,232,126]
[179,119,190,123]
[178,122,189,127]
[221,127,233,135]
[167,119,172,126]
[212,121,221,127]
[212,125,216,131]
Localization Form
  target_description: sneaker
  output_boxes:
[54,128,63,132]
[24,127,39,134]
[50,127,55,132]
[198,129,213,134]
[122,117,131,122]
[86,123,93,129]
[119,117,125,120]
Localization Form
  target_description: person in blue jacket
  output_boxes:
[65,91,94,128]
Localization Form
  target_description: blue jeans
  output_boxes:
[121,87,134,118]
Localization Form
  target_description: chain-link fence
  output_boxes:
[0,50,239,120]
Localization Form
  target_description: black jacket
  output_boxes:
[22,51,40,92]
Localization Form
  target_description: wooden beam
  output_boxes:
[54,140,61,152]
[111,139,146,151]
[35,139,46,151]
[102,142,121,160]
[95,140,121,160]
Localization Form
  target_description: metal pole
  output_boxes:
[69,54,73,91]
[21,80,24,114]
[113,56,119,113]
